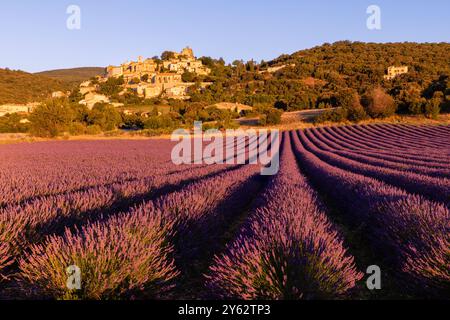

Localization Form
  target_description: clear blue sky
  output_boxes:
[0,0,448,72]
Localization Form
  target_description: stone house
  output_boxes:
[384,66,408,80]
[79,93,110,110]
[51,91,69,98]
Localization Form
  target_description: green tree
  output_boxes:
[182,71,196,82]
[274,100,289,111]
[161,51,176,61]
[86,103,122,131]
[346,96,367,122]
[260,108,282,125]
[98,76,125,96]
[0,113,30,133]
[29,99,75,137]
[424,92,443,119]
[361,87,396,118]
[68,89,83,103]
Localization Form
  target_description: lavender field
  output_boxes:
[0,124,449,300]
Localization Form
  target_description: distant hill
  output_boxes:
[0,69,70,105]
[35,67,105,86]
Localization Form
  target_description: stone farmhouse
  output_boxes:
[384,66,408,80]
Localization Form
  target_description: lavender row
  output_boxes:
[0,140,178,207]
[0,163,233,278]
[316,127,450,168]
[331,125,449,157]
[353,125,450,149]
[302,129,450,205]
[321,126,450,164]
[310,129,450,178]
[16,164,260,299]
[331,126,449,157]
[291,130,449,293]
[206,133,362,299]
[350,124,450,147]
[382,124,450,141]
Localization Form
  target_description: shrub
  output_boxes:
[266,108,282,125]
[85,125,103,135]
[315,108,348,123]
[259,108,282,125]
[274,100,289,111]
[121,114,145,130]
[144,114,181,130]
[443,96,450,113]
[207,135,362,299]
[408,98,426,115]
[361,87,397,118]
[68,123,87,136]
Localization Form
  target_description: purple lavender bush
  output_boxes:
[18,211,178,300]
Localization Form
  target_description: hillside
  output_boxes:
[271,41,450,90]
[35,67,105,86]
[193,42,450,112]
[0,69,70,105]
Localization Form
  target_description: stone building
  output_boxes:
[79,93,110,110]
[177,46,195,59]
[163,54,210,76]
[136,75,188,99]
[51,91,69,98]
[165,83,194,100]
[0,103,37,117]
[137,83,163,99]
[102,47,210,100]
[384,66,408,80]
[106,47,210,82]
[153,73,182,86]
[79,80,98,95]
[107,56,157,82]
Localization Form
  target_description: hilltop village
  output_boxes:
[76,47,212,109]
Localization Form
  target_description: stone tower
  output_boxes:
[181,46,194,59]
